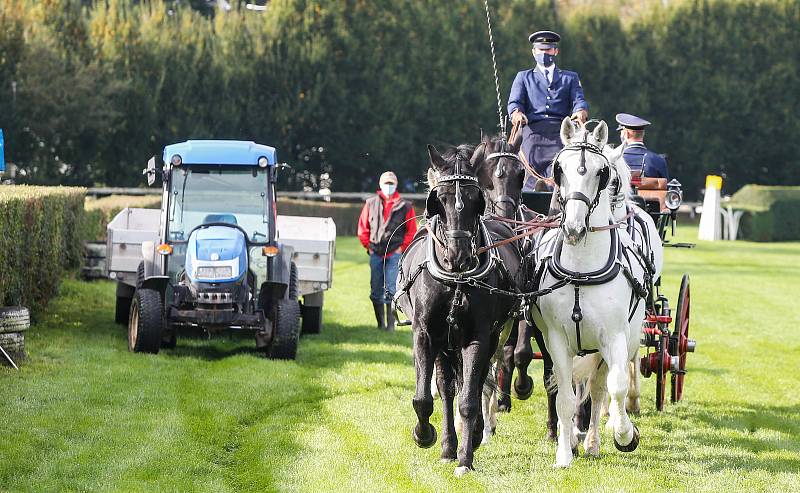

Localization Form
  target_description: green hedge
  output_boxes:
[0,186,86,313]
[730,185,800,242]
[83,195,161,242]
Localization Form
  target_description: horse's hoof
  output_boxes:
[572,445,579,457]
[454,466,473,478]
[497,396,511,412]
[614,424,640,452]
[482,429,493,445]
[412,423,437,449]
[546,424,558,442]
[513,375,534,400]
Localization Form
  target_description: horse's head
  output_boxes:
[554,117,611,245]
[603,144,632,216]
[426,144,485,272]
[474,130,524,219]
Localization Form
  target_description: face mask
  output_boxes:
[534,53,555,67]
[380,183,396,196]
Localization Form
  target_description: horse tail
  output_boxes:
[572,353,605,404]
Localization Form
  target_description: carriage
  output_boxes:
[522,170,696,412]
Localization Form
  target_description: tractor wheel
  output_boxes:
[136,261,145,288]
[268,263,300,360]
[301,303,323,335]
[128,288,164,354]
[0,307,30,334]
[671,274,692,404]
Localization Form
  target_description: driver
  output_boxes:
[616,113,670,179]
[508,30,589,191]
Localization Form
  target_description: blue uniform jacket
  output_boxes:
[507,67,588,123]
[622,142,669,180]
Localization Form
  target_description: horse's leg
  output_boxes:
[604,335,639,452]
[455,335,490,476]
[513,320,534,400]
[626,355,641,415]
[575,383,592,435]
[498,322,517,412]
[412,328,437,448]
[436,352,458,461]
[481,364,497,444]
[547,332,578,468]
[533,325,558,441]
[584,361,609,458]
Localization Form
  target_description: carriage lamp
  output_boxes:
[170,154,182,166]
[665,179,683,211]
[156,243,173,255]
[258,156,269,168]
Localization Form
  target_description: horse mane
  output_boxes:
[426,144,476,189]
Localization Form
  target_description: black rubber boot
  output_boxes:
[385,303,395,332]
[373,302,386,330]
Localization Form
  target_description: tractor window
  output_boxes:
[168,165,269,243]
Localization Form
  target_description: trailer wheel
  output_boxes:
[268,263,300,360]
[128,288,164,354]
[0,307,30,334]
[300,292,324,335]
[115,283,135,325]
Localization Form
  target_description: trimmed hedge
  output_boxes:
[0,186,86,313]
[730,185,800,242]
[84,195,161,242]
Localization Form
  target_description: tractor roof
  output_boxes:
[163,140,277,166]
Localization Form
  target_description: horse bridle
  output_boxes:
[553,128,611,224]
[431,155,484,251]
[485,142,523,215]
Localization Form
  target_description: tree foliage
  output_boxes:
[0,0,797,197]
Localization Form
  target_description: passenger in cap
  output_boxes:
[508,30,590,191]
[357,170,417,331]
[616,113,670,180]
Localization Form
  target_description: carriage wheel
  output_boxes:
[671,274,692,403]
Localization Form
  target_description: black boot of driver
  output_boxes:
[372,302,386,330]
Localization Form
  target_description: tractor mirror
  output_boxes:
[144,157,157,186]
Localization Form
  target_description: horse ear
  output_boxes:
[480,128,489,143]
[560,117,576,145]
[470,142,487,168]
[427,144,446,171]
[593,121,608,148]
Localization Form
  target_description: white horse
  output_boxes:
[603,145,665,416]
[528,118,652,467]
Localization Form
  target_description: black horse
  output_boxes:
[473,131,566,440]
[395,144,522,476]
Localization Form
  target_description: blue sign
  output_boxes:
[0,129,4,172]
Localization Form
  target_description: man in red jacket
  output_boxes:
[357,171,417,331]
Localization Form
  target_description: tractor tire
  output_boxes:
[0,307,30,334]
[300,304,323,335]
[136,262,145,288]
[128,288,164,354]
[268,263,300,360]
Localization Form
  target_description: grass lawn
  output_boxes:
[1,226,799,492]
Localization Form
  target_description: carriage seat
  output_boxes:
[631,170,668,212]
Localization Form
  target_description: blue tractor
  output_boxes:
[111,141,311,359]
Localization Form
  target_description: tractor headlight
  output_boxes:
[258,156,269,168]
[195,266,233,280]
[665,179,683,211]
[171,154,182,166]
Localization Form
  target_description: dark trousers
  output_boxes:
[521,119,563,191]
